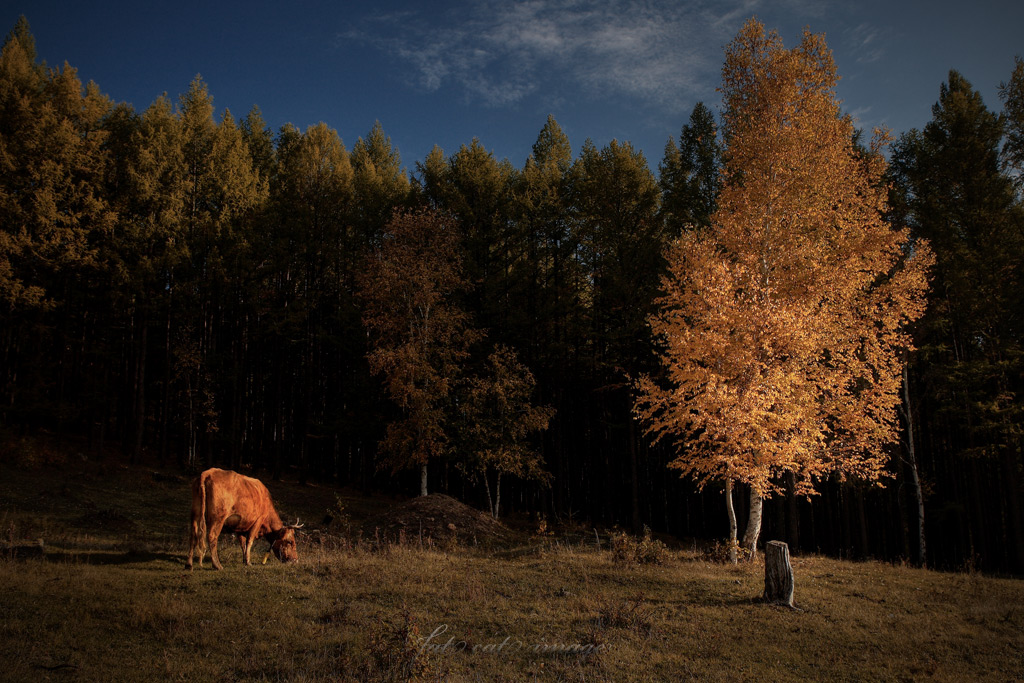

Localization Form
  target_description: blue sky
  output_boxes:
[5,1,1022,173]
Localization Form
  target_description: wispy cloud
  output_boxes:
[846,21,889,65]
[343,0,761,108]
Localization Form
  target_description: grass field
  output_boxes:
[1,457,1022,681]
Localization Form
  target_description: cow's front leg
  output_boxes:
[239,534,252,565]
[244,531,260,566]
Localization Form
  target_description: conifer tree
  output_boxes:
[660,101,722,235]
[891,69,1024,568]
[351,121,411,251]
[1000,56,1024,182]
[0,18,116,430]
[570,137,662,530]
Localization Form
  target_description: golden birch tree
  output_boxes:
[634,19,932,560]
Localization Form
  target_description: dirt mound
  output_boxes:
[365,494,510,546]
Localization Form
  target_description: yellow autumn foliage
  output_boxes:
[635,19,933,498]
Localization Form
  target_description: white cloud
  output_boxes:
[846,21,889,65]
[344,0,756,108]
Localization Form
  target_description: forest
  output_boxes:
[2,15,1022,574]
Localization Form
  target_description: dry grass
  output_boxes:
[1,460,1023,681]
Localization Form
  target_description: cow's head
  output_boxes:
[270,521,303,563]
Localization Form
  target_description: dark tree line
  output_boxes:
[1,18,1022,572]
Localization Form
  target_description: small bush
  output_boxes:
[701,539,753,563]
[611,527,669,565]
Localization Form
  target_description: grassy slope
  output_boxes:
[1,460,1022,682]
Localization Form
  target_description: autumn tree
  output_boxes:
[104,94,187,461]
[0,17,116,430]
[172,77,265,468]
[358,208,478,496]
[457,345,555,518]
[417,138,518,340]
[262,121,355,477]
[635,19,932,560]
[351,121,412,251]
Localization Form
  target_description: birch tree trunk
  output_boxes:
[902,362,926,567]
[743,487,763,561]
[420,462,428,497]
[726,478,738,564]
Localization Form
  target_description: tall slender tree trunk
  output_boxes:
[725,478,738,564]
[902,361,926,567]
[785,470,799,550]
[132,323,147,464]
[743,487,763,560]
[494,472,502,520]
[420,462,428,497]
[629,419,641,534]
[484,472,494,518]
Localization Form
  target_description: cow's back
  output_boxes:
[201,468,274,534]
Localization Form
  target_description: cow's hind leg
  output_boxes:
[208,522,225,570]
[187,518,206,569]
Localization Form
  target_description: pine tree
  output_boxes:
[891,69,1024,569]
[569,137,663,531]
[0,18,117,433]
[635,19,932,560]
[0,18,115,310]
[351,121,411,251]
[1000,56,1024,182]
[660,101,722,235]
[260,121,355,478]
[170,77,264,468]
[570,138,662,380]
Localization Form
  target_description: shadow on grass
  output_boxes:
[43,549,184,566]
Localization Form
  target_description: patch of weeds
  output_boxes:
[0,433,69,469]
[611,526,669,565]
[701,539,753,563]
[361,606,445,682]
[324,495,353,534]
[317,599,350,626]
[595,592,655,638]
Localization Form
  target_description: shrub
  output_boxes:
[611,526,669,565]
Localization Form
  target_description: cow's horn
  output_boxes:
[291,518,305,529]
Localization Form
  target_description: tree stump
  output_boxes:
[764,540,794,608]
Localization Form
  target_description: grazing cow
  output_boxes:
[187,468,302,570]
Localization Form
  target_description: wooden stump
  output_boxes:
[764,540,794,608]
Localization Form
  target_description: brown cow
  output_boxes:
[187,468,302,570]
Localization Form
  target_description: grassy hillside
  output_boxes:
[1,458,1022,681]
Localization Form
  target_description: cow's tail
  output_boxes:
[198,471,210,553]
[190,472,209,555]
